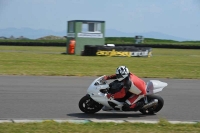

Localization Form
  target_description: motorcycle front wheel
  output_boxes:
[139,95,164,115]
[79,95,103,114]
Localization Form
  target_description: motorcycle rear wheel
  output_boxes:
[139,95,164,115]
[79,95,103,114]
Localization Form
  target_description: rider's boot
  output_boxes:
[122,102,144,111]
[131,102,144,111]
[122,102,130,111]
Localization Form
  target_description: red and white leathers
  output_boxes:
[105,73,147,109]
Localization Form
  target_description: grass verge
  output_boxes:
[0,46,199,79]
[0,120,200,133]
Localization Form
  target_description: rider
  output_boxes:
[104,66,147,111]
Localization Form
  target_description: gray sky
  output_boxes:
[0,0,200,40]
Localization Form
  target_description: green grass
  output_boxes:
[0,120,200,133]
[0,46,200,79]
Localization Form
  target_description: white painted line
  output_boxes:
[13,120,43,123]
[61,120,90,124]
[169,121,197,124]
[90,119,125,123]
[53,120,71,123]
[125,120,158,124]
[0,120,12,123]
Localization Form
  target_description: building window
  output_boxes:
[88,23,95,32]
[82,23,88,32]
[82,22,101,33]
[69,22,74,33]
[95,23,101,32]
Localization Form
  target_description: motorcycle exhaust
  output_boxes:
[142,99,158,109]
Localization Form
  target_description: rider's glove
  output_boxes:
[103,76,108,80]
[107,93,114,99]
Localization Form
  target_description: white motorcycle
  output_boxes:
[79,75,168,115]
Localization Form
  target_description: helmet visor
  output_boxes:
[116,74,123,79]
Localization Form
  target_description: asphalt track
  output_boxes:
[0,76,199,122]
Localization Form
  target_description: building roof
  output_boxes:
[68,20,105,23]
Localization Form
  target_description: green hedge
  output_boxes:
[0,42,65,47]
[0,37,200,49]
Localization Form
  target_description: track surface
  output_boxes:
[0,76,199,121]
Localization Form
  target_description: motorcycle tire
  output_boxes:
[79,95,103,114]
[139,95,164,115]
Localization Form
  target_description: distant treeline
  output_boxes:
[0,37,200,49]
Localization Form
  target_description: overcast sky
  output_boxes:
[0,0,200,40]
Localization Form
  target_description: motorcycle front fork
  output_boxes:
[144,96,148,104]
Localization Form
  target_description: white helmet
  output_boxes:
[116,66,129,81]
